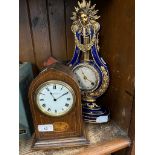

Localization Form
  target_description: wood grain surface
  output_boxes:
[28,0,52,69]
[47,0,67,61]
[28,63,87,149]
[95,0,135,133]
[78,138,130,155]
[19,0,35,63]
[64,0,78,60]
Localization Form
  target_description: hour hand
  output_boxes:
[81,69,85,76]
[80,69,88,79]
[50,92,56,99]
[80,69,95,86]
[86,79,95,86]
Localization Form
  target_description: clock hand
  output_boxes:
[80,69,88,80]
[80,69,94,85]
[85,78,95,85]
[56,92,69,100]
[81,69,86,77]
[50,92,56,100]
[46,86,56,100]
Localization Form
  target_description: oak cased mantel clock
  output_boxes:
[29,63,88,149]
[69,0,110,123]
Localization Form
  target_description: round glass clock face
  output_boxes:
[73,63,100,92]
[35,80,75,117]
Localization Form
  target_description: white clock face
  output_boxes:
[73,64,100,91]
[36,81,75,117]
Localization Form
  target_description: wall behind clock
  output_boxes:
[19,0,134,154]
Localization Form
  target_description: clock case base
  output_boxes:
[32,134,89,150]
[82,101,110,123]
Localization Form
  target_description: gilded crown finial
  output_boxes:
[71,0,100,23]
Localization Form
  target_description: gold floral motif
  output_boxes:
[82,66,109,102]
[89,66,109,97]
[83,66,109,100]
[86,102,100,109]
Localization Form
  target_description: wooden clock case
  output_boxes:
[28,63,88,150]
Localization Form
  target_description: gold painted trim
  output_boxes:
[89,66,109,97]
[83,113,108,118]
[82,111,107,115]
[75,34,96,52]
[82,97,96,102]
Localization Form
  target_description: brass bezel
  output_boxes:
[73,63,100,93]
[35,80,76,117]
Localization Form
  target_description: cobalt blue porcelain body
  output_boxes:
[69,23,110,123]
[82,102,110,123]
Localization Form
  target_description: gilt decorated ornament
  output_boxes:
[69,0,110,123]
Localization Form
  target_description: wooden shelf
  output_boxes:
[78,138,130,155]
[19,121,130,155]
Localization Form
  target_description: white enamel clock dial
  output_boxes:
[36,80,75,117]
[73,64,100,92]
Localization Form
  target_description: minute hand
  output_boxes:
[56,92,68,100]
[81,69,93,83]
[86,78,94,83]
[81,69,86,77]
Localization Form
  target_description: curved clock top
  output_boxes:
[29,62,82,117]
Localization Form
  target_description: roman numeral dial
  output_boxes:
[36,81,75,117]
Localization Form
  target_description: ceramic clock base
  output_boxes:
[82,103,110,124]
[32,134,89,150]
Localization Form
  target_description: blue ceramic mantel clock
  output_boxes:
[69,0,110,123]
